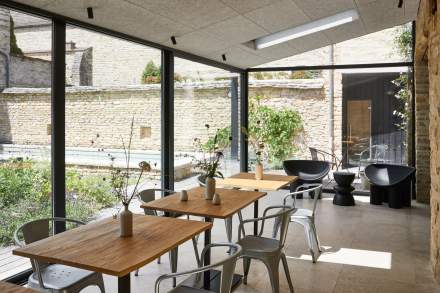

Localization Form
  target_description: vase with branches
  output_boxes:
[108,118,151,237]
[193,124,225,200]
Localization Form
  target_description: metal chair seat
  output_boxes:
[291,208,313,218]
[28,264,102,291]
[238,235,280,253]
[169,286,214,293]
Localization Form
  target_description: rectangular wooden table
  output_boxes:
[217,172,298,191]
[13,215,211,293]
[141,186,267,291]
[0,282,37,293]
[217,172,298,234]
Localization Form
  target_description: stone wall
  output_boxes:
[415,0,440,283]
[0,80,328,159]
[415,63,431,203]
[9,54,51,87]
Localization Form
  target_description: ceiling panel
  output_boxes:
[293,0,355,19]
[220,0,282,14]
[324,19,366,44]
[125,0,238,29]
[200,15,268,46]
[244,0,310,33]
[287,32,330,53]
[357,0,408,33]
[208,46,269,68]
[162,30,228,55]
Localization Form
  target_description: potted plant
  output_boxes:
[193,125,224,200]
[109,118,151,237]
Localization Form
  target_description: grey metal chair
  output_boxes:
[357,144,388,176]
[197,175,242,244]
[136,188,200,287]
[14,217,105,293]
[238,205,296,293]
[155,243,242,293]
[275,184,323,263]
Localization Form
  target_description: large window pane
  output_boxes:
[174,58,240,190]
[64,25,161,222]
[0,8,51,279]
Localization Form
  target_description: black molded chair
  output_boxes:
[283,160,330,198]
[365,163,416,208]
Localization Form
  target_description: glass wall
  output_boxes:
[0,8,52,279]
[64,25,162,221]
[174,57,240,190]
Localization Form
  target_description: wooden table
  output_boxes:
[217,172,298,191]
[0,282,37,293]
[217,172,297,234]
[141,186,267,291]
[13,215,211,293]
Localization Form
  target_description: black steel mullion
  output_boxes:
[248,62,414,72]
[51,19,66,233]
[161,50,174,192]
[230,77,239,159]
[240,72,249,172]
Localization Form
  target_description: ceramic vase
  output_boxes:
[120,204,133,237]
[205,177,216,200]
[255,163,264,180]
[212,193,221,205]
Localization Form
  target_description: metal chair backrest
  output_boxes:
[283,184,323,217]
[138,188,175,216]
[155,243,242,293]
[14,218,84,272]
[239,205,295,249]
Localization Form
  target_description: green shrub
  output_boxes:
[141,61,161,84]
[0,160,116,245]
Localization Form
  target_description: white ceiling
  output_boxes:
[10,0,419,69]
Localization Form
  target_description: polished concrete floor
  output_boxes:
[82,190,440,293]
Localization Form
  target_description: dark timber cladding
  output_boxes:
[161,50,174,192]
[52,19,66,233]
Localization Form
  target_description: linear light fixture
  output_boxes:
[254,9,359,50]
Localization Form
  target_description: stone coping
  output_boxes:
[1,79,324,94]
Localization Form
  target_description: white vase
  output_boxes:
[205,177,216,200]
[120,204,133,237]
[255,163,264,180]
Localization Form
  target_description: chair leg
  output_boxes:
[311,220,322,252]
[191,237,201,267]
[281,253,294,293]
[169,247,178,287]
[263,257,280,293]
[242,257,251,285]
[304,222,320,263]
[134,268,139,276]
[96,273,106,293]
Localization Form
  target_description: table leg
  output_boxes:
[254,199,259,235]
[203,217,212,290]
[118,273,130,293]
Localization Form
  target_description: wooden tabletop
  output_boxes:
[13,215,211,277]
[217,172,298,191]
[0,282,37,292]
[141,187,266,219]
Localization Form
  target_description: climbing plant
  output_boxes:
[10,16,23,55]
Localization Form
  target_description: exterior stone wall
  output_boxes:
[415,63,431,203]
[416,0,440,283]
[9,54,51,87]
[0,80,327,159]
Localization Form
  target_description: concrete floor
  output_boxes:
[80,190,439,293]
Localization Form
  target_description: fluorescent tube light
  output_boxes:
[254,9,359,49]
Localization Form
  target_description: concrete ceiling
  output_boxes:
[9,0,419,69]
